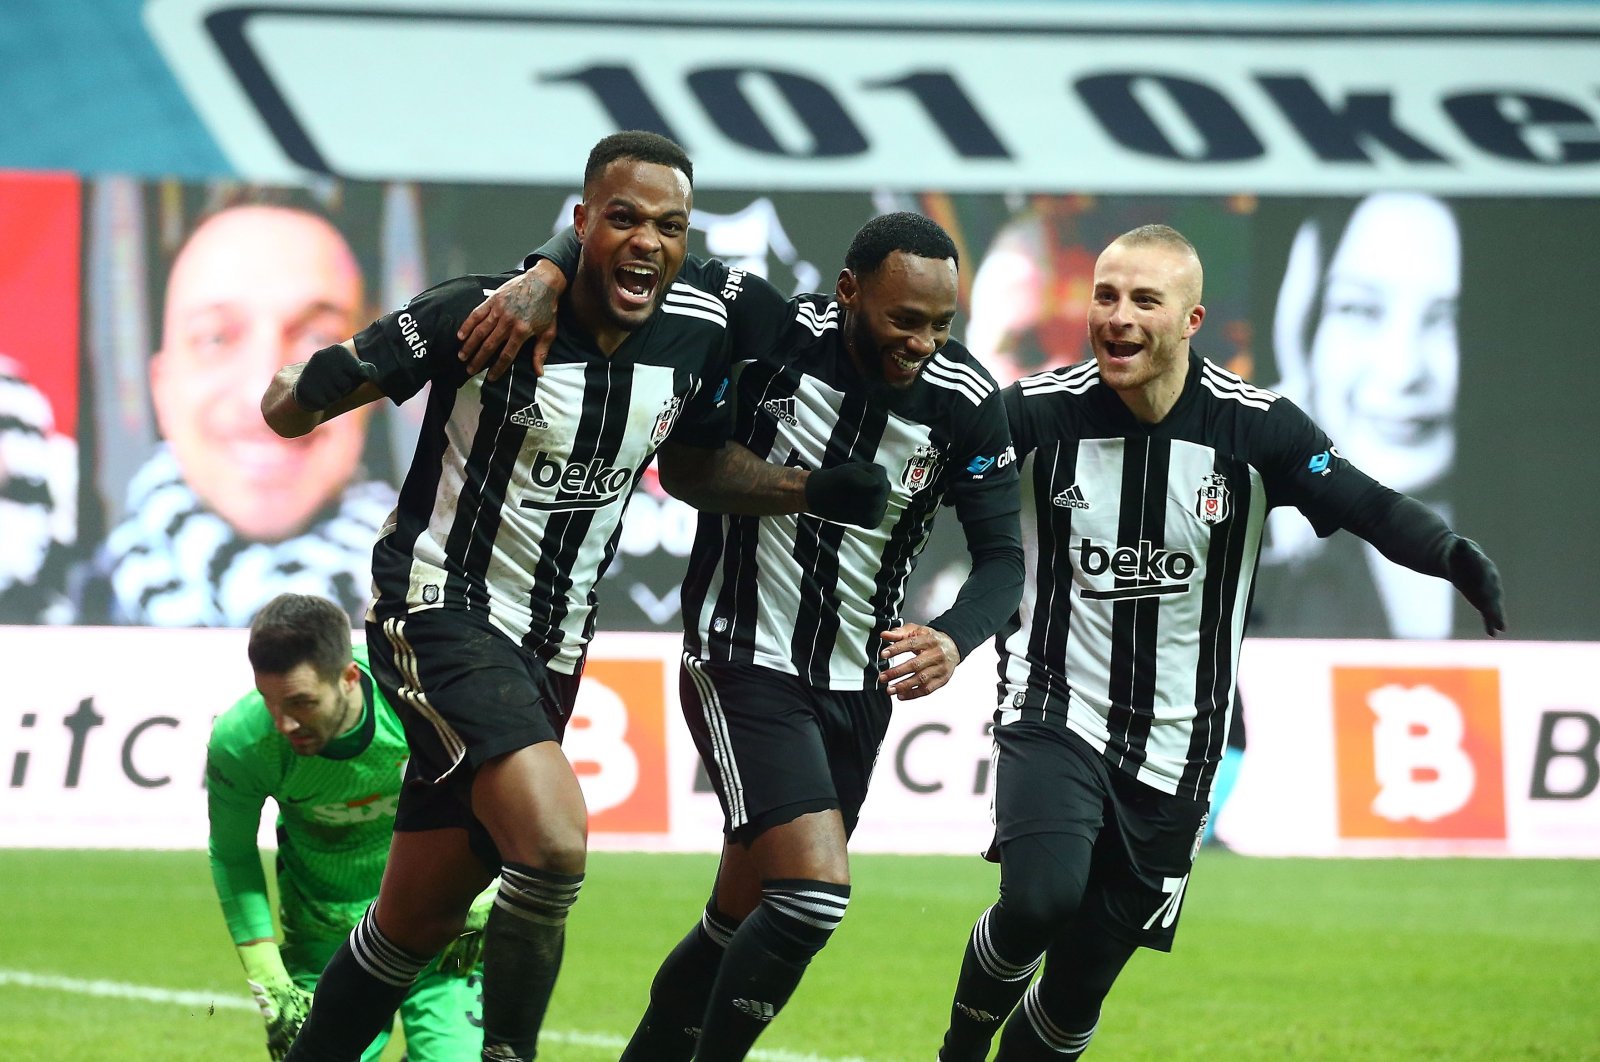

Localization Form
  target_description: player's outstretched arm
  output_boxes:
[260,341,385,438]
[657,441,890,528]
[1346,490,1507,636]
[456,259,565,381]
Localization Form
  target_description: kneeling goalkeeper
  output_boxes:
[206,593,488,1060]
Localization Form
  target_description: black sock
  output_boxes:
[694,878,851,1061]
[995,982,1098,1060]
[285,907,429,1062]
[479,862,584,1061]
[619,899,740,1062]
[940,904,1045,1062]
[995,919,1132,1062]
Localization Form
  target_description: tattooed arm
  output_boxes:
[656,442,889,528]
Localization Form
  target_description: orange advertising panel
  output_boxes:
[1333,667,1505,840]
[567,657,670,833]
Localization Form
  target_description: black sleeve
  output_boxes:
[351,276,491,403]
[1339,487,1457,578]
[1255,396,1372,536]
[940,365,1023,525]
[716,266,793,363]
[653,257,747,450]
[1257,397,1455,575]
[1002,382,1036,456]
[522,227,580,280]
[928,371,1025,658]
[663,353,734,451]
[929,510,1025,660]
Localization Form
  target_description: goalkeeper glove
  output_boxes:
[437,888,495,977]
[1446,536,1507,636]
[238,942,314,1062]
[293,343,379,411]
[804,461,890,528]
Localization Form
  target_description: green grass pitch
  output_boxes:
[1,849,1596,1060]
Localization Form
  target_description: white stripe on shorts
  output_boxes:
[682,653,748,828]
[383,616,468,781]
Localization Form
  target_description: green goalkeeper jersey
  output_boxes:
[206,646,410,947]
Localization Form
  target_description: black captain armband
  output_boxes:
[293,343,378,411]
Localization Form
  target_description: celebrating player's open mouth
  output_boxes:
[1103,339,1143,361]
[614,261,660,310]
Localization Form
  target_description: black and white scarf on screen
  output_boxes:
[0,354,77,623]
[102,445,394,627]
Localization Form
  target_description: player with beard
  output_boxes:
[260,132,888,1062]
[460,211,1024,1060]
[207,594,487,1062]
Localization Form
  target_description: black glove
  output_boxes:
[804,461,889,528]
[293,343,378,411]
[1446,536,1506,636]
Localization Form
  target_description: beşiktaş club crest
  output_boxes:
[901,443,943,494]
[1194,472,1231,524]
[651,395,685,446]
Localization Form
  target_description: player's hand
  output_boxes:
[1446,536,1506,636]
[804,462,889,528]
[251,979,313,1061]
[292,343,378,411]
[878,623,961,701]
[456,264,563,382]
[237,942,311,1061]
[437,889,495,977]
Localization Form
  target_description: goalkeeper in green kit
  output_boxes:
[207,593,488,1060]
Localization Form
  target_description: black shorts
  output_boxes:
[680,654,893,846]
[990,720,1209,952]
[367,610,581,865]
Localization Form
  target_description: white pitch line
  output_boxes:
[0,969,256,1011]
[0,969,886,1062]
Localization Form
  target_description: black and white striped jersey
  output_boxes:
[999,352,1385,799]
[682,272,1020,689]
[355,264,734,673]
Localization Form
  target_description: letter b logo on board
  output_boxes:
[566,658,669,833]
[1333,667,1506,840]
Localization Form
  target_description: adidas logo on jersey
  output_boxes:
[732,998,776,1022]
[762,397,799,426]
[510,402,550,430]
[1053,484,1091,510]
